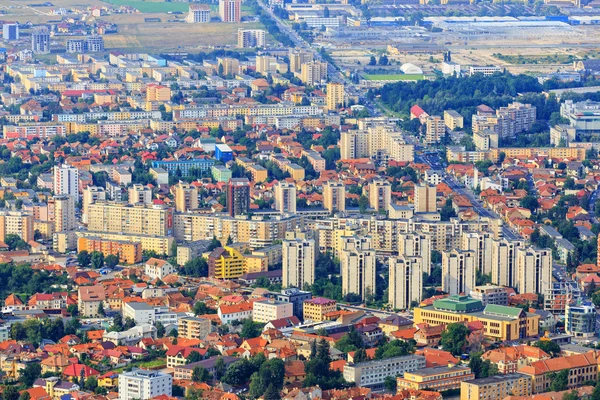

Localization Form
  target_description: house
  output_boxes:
[482,345,550,374]
[77,285,105,317]
[145,258,176,280]
[218,303,253,325]
[41,354,71,374]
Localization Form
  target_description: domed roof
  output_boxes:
[400,63,423,74]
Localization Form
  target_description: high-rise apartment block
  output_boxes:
[322,181,346,213]
[326,83,345,111]
[219,0,241,22]
[491,238,524,288]
[389,256,424,310]
[397,233,431,274]
[289,49,314,73]
[369,179,391,212]
[414,184,437,213]
[82,186,106,225]
[282,236,315,290]
[516,247,552,294]
[50,195,76,232]
[442,249,476,296]
[53,164,79,199]
[237,29,265,48]
[0,210,34,243]
[274,181,296,214]
[341,236,376,300]
[128,184,153,205]
[300,61,328,86]
[3,23,19,41]
[174,182,199,212]
[31,26,50,54]
[187,4,210,23]
[425,115,445,144]
[87,202,172,237]
[118,369,172,400]
[461,231,493,275]
[227,178,250,217]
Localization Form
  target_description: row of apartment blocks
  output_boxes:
[340,122,415,163]
[446,145,588,163]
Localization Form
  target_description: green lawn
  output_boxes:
[101,0,190,13]
[364,74,424,81]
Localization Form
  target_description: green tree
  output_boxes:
[186,351,203,364]
[263,383,281,400]
[562,390,578,400]
[384,375,397,392]
[520,195,539,213]
[90,251,104,269]
[353,348,368,363]
[156,321,165,338]
[104,254,119,268]
[78,250,91,268]
[249,372,266,398]
[183,257,209,277]
[192,366,210,382]
[214,357,226,380]
[3,386,20,400]
[469,352,499,379]
[533,340,561,357]
[84,377,98,391]
[440,323,470,355]
[358,195,369,213]
[19,363,42,387]
[19,392,31,400]
[240,319,261,338]
[549,369,569,392]
[335,328,364,353]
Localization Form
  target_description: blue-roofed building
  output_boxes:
[215,144,233,162]
[151,158,215,176]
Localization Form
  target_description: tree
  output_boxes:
[240,319,261,338]
[323,6,330,17]
[249,372,267,398]
[156,321,165,338]
[20,362,42,387]
[214,357,226,380]
[549,369,569,392]
[192,366,210,382]
[104,254,119,268]
[19,392,31,400]
[263,384,281,400]
[335,328,364,353]
[533,340,561,357]
[440,323,470,355]
[84,377,98,391]
[368,56,376,66]
[97,302,105,317]
[353,348,368,363]
[186,351,203,364]
[384,375,397,393]
[3,386,20,400]
[78,251,91,268]
[591,380,600,400]
[207,236,221,251]
[562,390,578,400]
[183,257,209,277]
[90,251,104,269]
[358,195,369,213]
[520,195,539,213]
[469,353,498,379]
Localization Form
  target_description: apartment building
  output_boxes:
[174,182,199,212]
[444,110,463,130]
[322,181,346,213]
[389,256,424,311]
[77,231,174,256]
[442,249,476,296]
[469,285,509,306]
[398,365,475,392]
[343,355,426,389]
[118,369,172,400]
[341,236,376,300]
[77,236,142,264]
[516,247,552,295]
[227,178,250,217]
[425,116,445,144]
[461,373,532,400]
[178,316,211,340]
[300,61,328,85]
[289,49,314,73]
[128,184,152,205]
[252,299,293,323]
[219,0,241,22]
[78,285,105,317]
[0,210,34,243]
[122,302,177,327]
[50,195,76,232]
[461,231,493,275]
[187,4,210,22]
[87,202,172,237]
[326,82,345,111]
[274,181,296,214]
[237,29,265,48]
[208,246,246,279]
[369,179,391,211]
[414,184,437,213]
[82,186,106,224]
[491,238,524,288]
[282,236,315,290]
[53,164,79,199]
[303,297,336,322]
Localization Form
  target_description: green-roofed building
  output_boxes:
[415,295,539,341]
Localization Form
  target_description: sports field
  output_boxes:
[364,74,424,81]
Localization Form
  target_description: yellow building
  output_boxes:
[398,365,475,392]
[460,373,532,400]
[244,254,268,273]
[98,373,119,390]
[77,231,174,256]
[77,236,142,264]
[285,163,305,181]
[208,246,246,279]
[489,147,586,162]
[178,316,211,340]
[413,295,540,341]
[326,82,345,111]
[146,84,171,102]
[303,297,337,322]
[246,164,268,183]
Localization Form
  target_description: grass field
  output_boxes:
[101,0,190,13]
[364,74,424,81]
